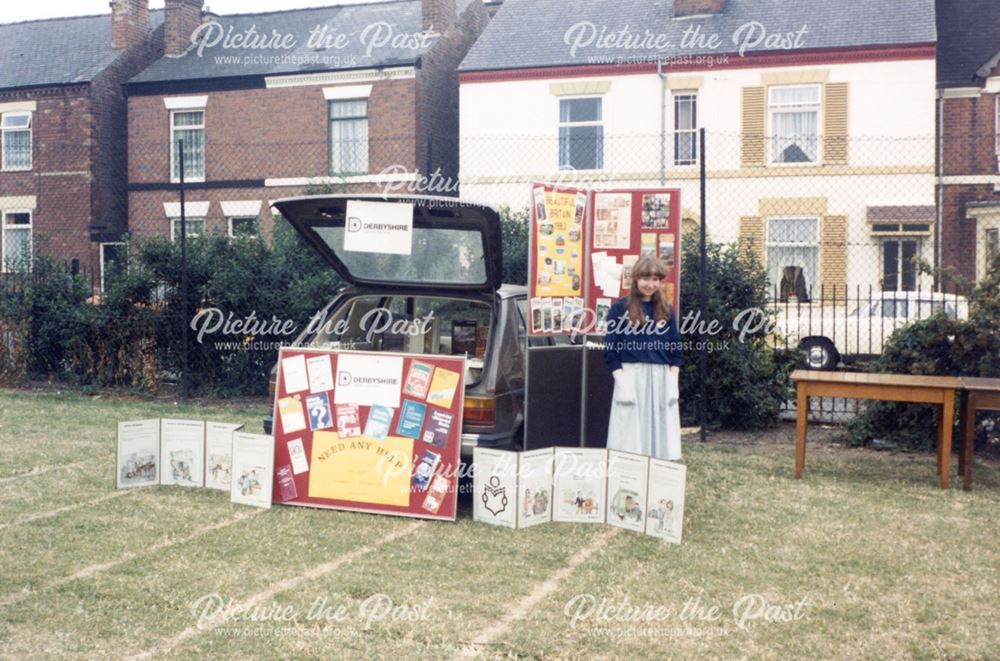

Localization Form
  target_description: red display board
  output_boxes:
[528,184,681,336]
[586,188,681,333]
[270,348,465,521]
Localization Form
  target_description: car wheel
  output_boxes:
[800,338,838,370]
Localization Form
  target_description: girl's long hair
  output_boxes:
[626,255,672,327]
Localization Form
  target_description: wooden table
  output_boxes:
[790,370,963,489]
[958,377,1000,491]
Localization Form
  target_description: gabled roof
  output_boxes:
[936,0,1000,86]
[130,1,428,85]
[461,0,936,73]
[0,11,165,90]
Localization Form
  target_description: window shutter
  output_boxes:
[741,86,766,167]
[739,216,765,263]
[824,83,849,165]
[820,215,848,295]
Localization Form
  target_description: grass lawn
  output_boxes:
[1,387,998,660]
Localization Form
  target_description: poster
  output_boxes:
[116,419,160,489]
[271,348,466,521]
[159,419,205,488]
[230,432,275,509]
[644,459,687,544]
[528,184,681,336]
[605,451,649,533]
[552,448,607,523]
[343,199,414,256]
[205,422,244,491]
[529,184,588,333]
[518,448,554,528]
[472,447,519,528]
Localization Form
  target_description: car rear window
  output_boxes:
[308,295,493,384]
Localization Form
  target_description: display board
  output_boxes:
[270,347,465,521]
[528,184,681,336]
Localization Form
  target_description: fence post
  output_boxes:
[699,127,707,443]
[179,139,189,401]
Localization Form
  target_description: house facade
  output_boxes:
[937,0,1000,287]
[459,0,939,297]
[0,0,163,283]
[125,0,488,242]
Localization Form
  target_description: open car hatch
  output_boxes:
[272,195,503,293]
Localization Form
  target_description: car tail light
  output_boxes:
[463,396,496,426]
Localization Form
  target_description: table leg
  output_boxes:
[936,403,944,477]
[957,390,967,478]
[795,385,808,479]
[963,393,976,491]
[939,393,954,490]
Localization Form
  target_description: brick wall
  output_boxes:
[941,93,999,176]
[0,87,95,273]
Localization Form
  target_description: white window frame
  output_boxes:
[1,209,33,273]
[328,98,369,176]
[558,95,604,171]
[979,217,1000,281]
[170,109,205,183]
[227,216,258,239]
[768,84,821,166]
[765,216,820,297]
[170,217,206,242]
[673,91,698,166]
[100,242,126,292]
[1,111,32,171]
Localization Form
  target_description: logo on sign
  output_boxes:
[347,217,362,233]
[338,371,352,386]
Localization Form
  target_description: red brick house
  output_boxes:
[125,0,489,242]
[0,1,163,283]
[938,0,1000,286]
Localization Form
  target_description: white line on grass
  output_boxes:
[123,519,426,661]
[0,491,128,530]
[0,459,97,484]
[450,526,621,660]
[0,509,265,608]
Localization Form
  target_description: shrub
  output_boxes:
[677,235,797,430]
[845,252,1000,452]
[499,205,529,286]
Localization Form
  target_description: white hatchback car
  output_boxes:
[776,291,969,370]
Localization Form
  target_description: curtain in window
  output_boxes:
[330,100,368,175]
[2,227,31,270]
[3,130,31,168]
[770,87,819,163]
[767,218,818,296]
[172,112,204,179]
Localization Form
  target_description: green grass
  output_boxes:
[1,388,998,660]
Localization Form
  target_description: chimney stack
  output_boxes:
[674,0,725,18]
[110,0,150,50]
[422,0,456,33]
[165,0,205,56]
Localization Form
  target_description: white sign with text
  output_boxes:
[344,200,414,255]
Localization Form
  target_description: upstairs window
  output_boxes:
[171,110,205,182]
[769,85,820,164]
[329,99,369,175]
[673,93,698,166]
[559,97,603,170]
[2,112,32,170]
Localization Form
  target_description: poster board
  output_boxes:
[644,459,687,544]
[116,419,160,489]
[270,347,465,521]
[605,450,649,533]
[473,447,553,529]
[587,188,681,332]
[552,447,607,523]
[527,184,681,336]
[205,422,245,491]
[231,432,275,509]
[159,419,205,488]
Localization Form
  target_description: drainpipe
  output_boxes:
[936,90,944,292]
[658,58,666,185]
